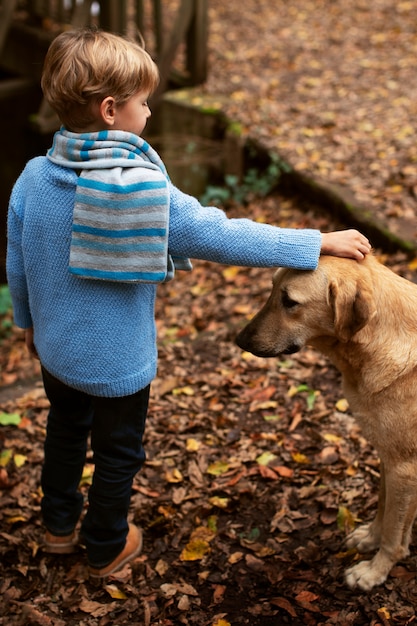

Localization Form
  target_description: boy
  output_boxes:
[6,28,371,578]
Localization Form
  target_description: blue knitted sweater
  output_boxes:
[7,156,321,397]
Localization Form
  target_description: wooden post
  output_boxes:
[186,0,208,85]
[99,0,128,34]
[151,0,194,103]
[153,0,163,56]
[0,0,18,58]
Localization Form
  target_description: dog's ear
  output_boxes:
[328,277,376,342]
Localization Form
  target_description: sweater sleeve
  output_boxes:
[167,183,322,270]
[6,178,33,329]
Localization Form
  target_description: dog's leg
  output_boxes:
[345,463,386,552]
[345,462,417,591]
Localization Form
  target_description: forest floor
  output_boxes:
[1,195,417,626]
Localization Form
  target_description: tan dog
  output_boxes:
[236,254,417,591]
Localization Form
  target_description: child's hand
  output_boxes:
[321,230,371,260]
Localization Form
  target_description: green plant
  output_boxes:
[200,153,291,206]
[0,285,11,316]
[0,285,13,340]
[295,384,318,411]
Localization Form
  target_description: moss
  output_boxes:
[227,121,244,137]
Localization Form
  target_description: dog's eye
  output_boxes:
[282,291,298,309]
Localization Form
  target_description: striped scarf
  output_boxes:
[47,128,192,282]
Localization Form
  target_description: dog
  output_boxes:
[236,253,417,591]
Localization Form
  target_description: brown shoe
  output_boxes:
[44,529,78,554]
[88,523,143,579]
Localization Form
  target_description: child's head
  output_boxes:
[41,28,159,132]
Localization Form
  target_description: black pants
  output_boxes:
[40,367,150,567]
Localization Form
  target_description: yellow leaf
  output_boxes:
[256,451,277,466]
[388,184,403,194]
[213,621,232,626]
[79,463,94,486]
[14,454,27,468]
[346,464,358,476]
[104,584,127,599]
[377,607,391,620]
[209,496,229,509]
[323,433,342,444]
[222,266,241,280]
[180,538,211,561]
[7,515,28,524]
[186,438,201,452]
[291,452,309,464]
[190,284,210,296]
[287,385,298,398]
[165,468,183,483]
[241,350,258,361]
[408,257,417,271]
[335,398,349,412]
[337,505,356,534]
[172,386,195,396]
[231,90,246,101]
[0,449,13,467]
[207,460,229,476]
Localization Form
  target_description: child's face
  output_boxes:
[112,90,152,136]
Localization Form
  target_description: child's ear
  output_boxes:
[100,96,116,126]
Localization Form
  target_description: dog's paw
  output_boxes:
[345,558,390,591]
[345,524,380,552]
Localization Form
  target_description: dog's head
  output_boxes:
[236,256,377,358]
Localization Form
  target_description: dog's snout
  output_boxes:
[235,325,254,352]
[236,323,281,358]
[236,315,303,357]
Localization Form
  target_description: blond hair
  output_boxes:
[41,28,159,130]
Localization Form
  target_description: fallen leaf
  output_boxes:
[14,454,27,468]
[165,468,183,483]
[292,452,309,464]
[335,398,349,412]
[0,449,13,467]
[0,412,21,426]
[207,461,229,476]
[180,538,211,561]
[212,584,226,604]
[104,584,128,600]
[186,437,201,451]
[337,505,356,534]
[256,451,277,466]
[172,386,195,396]
[209,496,229,508]
[155,559,170,576]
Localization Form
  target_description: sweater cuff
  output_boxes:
[276,229,321,270]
